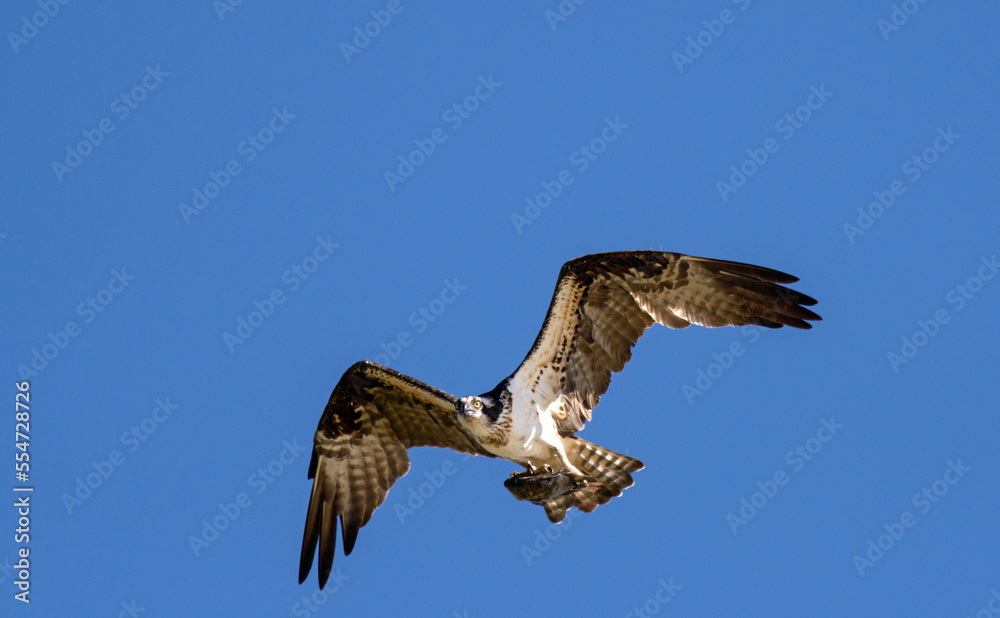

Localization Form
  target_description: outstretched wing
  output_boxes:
[510,251,821,435]
[299,361,493,588]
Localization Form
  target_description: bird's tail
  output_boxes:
[540,438,644,523]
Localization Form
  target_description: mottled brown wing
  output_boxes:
[299,361,493,589]
[510,251,821,436]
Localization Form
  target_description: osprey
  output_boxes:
[299,251,820,588]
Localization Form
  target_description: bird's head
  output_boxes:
[457,395,493,419]
[458,391,510,423]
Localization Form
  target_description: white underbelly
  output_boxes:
[487,394,565,468]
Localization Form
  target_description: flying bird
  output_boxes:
[299,251,820,588]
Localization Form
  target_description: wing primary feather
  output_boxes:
[317,499,336,589]
[341,513,360,556]
[298,471,323,585]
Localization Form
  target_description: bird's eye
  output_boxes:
[473,399,482,409]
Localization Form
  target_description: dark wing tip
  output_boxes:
[342,516,360,556]
[798,306,823,323]
[795,292,819,307]
[298,528,317,584]
[713,261,801,285]
[297,557,311,585]
[774,290,823,328]
[317,508,336,589]
[755,306,822,330]
[298,476,322,585]
[719,261,821,329]
[299,490,336,589]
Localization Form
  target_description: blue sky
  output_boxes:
[2,1,998,615]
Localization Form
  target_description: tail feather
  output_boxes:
[540,438,643,523]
